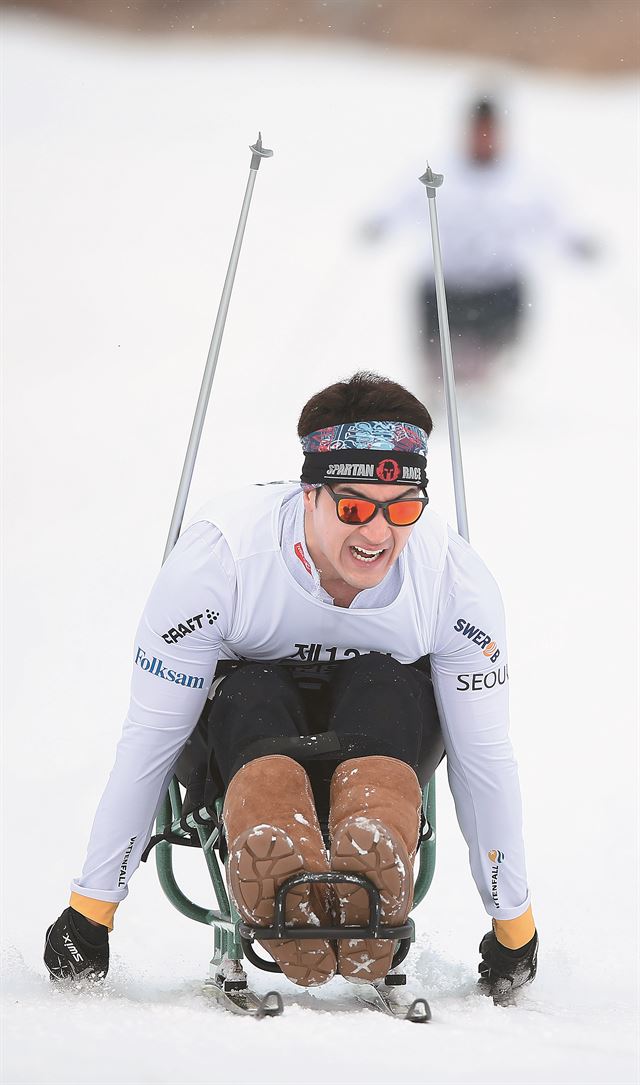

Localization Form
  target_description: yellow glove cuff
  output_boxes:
[493,905,535,949]
[69,893,118,932]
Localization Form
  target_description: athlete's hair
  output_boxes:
[297,371,433,438]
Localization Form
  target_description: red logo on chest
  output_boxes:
[294,542,313,577]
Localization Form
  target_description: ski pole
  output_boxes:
[162,133,274,562]
[419,164,470,543]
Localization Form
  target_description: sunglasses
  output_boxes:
[322,484,429,527]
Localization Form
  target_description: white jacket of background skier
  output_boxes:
[368,153,588,289]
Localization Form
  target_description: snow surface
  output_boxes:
[2,14,638,1085]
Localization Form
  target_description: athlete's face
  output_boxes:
[469,117,499,163]
[303,482,421,599]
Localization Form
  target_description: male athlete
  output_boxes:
[45,371,537,998]
[364,96,595,378]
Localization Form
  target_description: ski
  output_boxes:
[203,978,284,1018]
[203,973,430,1021]
[204,958,429,1020]
[353,982,432,1022]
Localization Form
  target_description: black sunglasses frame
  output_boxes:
[322,484,429,527]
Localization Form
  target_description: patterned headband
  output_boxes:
[300,421,429,457]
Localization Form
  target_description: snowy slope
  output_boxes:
[1,15,638,1085]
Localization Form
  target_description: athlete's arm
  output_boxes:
[69,520,235,928]
[430,532,534,949]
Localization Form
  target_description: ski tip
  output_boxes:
[405,997,432,1023]
[256,990,284,1019]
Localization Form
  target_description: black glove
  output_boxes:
[478,928,538,1004]
[44,907,109,981]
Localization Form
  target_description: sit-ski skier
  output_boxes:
[363,96,596,380]
[45,371,538,999]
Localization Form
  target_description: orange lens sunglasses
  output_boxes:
[322,484,429,527]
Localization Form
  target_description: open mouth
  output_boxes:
[349,545,386,565]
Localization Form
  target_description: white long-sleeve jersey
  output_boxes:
[72,484,531,924]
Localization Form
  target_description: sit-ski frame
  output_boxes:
[154,774,436,985]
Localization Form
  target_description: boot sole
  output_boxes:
[228,825,336,988]
[331,816,413,984]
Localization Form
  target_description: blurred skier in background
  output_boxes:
[364,95,596,381]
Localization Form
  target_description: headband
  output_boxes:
[300,420,429,488]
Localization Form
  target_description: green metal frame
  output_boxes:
[155,773,436,967]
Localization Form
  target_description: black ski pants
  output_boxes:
[208,654,444,811]
[419,278,523,349]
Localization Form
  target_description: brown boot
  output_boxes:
[223,755,336,987]
[329,756,422,984]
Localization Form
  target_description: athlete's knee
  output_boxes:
[215,662,293,705]
[343,652,405,683]
[343,654,425,703]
